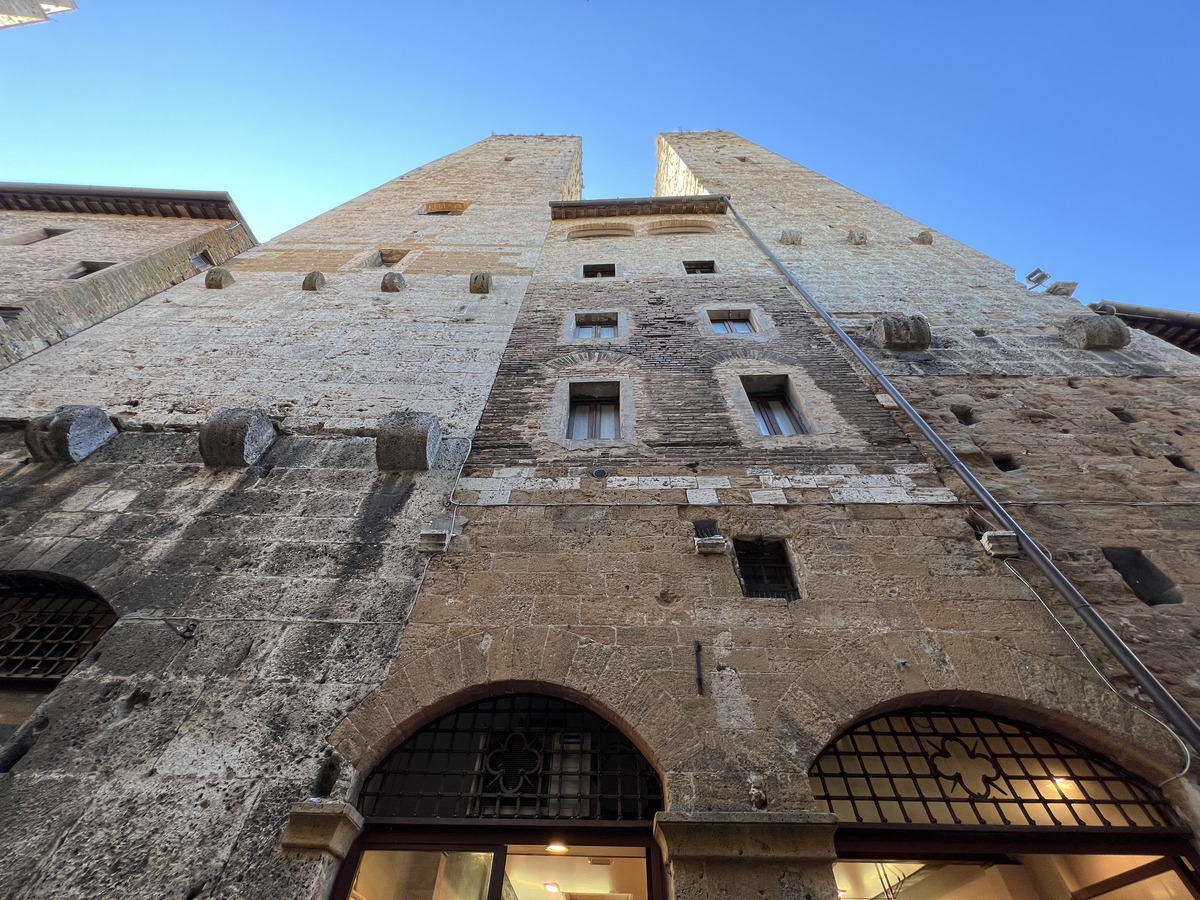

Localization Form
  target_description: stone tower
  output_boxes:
[1,133,1197,900]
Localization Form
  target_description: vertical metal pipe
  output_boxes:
[726,199,1200,755]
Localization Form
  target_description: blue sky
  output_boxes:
[2,1,1197,311]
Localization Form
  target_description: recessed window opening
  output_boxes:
[0,307,22,324]
[683,260,716,275]
[568,224,634,240]
[1109,408,1136,423]
[741,375,809,436]
[952,406,978,426]
[503,156,515,161]
[62,260,115,280]
[190,252,211,269]
[419,201,470,216]
[568,382,620,440]
[1166,454,1194,471]
[708,309,755,334]
[574,312,618,339]
[992,453,1020,472]
[582,263,616,279]
[1103,548,1183,606]
[733,538,800,601]
[734,156,753,163]
[648,221,716,236]
[377,249,407,267]
[0,227,71,246]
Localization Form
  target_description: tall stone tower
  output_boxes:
[1,133,1197,900]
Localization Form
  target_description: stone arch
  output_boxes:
[700,346,803,368]
[543,348,641,371]
[330,630,698,809]
[0,569,117,680]
[769,632,1190,807]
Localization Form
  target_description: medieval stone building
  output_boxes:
[1,133,1198,900]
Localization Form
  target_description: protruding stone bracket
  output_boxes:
[1060,315,1131,350]
[779,229,802,246]
[302,271,326,291]
[872,313,932,351]
[25,405,117,463]
[380,272,406,292]
[204,267,234,289]
[847,228,867,246]
[469,272,492,294]
[376,411,442,470]
[198,408,276,467]
[1045,281,1079,297]
[280,800,363,860]
[913,230,934,245]
[981,530,1021,558]
[653,811,838,863]
[693,519,726,554]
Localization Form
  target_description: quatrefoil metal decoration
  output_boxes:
[926,736,1005,799]
[485,732,542,795]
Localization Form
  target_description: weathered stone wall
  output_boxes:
[0,212,255,366]
[0,135,582,900]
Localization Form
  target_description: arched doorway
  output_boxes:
[334,693,666,900]
[1,570,116,744]
[810,706,1199,899]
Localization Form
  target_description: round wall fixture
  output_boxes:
[592,468,608,479]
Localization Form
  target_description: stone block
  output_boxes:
[301,271,326,291]
[872,313,932,351]
[24,405,117,463]
[981,531,1021,558]
[279,800,363,860]
[914,230,934,245]
[779,229,802,246]
[469,272,492,294]
[204,267,234,289]
[848,228,867,245]
[376,411,441,470]
[1045,281,1079,297]
[198,408,276,467]
[1060,315,1131,350]
[380,271,406,292]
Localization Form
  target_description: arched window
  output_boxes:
[811,707,1198,898]
[335,693,666,900]
[567,223,634,240]
[1,571,116,741]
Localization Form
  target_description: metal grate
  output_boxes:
[734,538,800,601]
[0,572,116,680]
[810,707,1179,829]
[359,694,664,822]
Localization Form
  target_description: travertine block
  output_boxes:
[376,411,441,470]
[914,230,934,245]
[380,271,405,292]
[24,405,117,463]
[779,229,802,246]
[1045,281,1079,297]
[280,800,363,860]
[301,271,326,291]
[469,272,492,294]
[848,228,867,245]
[204,267,234,289]
[198,407,276,467]
[1060,315,1131,350]
[872,313,932,351]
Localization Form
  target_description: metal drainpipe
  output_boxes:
[725,198,1200,756]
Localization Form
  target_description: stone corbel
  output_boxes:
[280,800,364,860]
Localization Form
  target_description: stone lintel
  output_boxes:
[653,811,837,863]
[280,800,363,860]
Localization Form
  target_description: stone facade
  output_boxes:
[1,133,1198,900]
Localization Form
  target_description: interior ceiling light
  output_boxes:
[545,844,569,853]
[544,884,560,893]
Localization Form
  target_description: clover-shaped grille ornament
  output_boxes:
[926,736,1005,800]
[486,732,543,795]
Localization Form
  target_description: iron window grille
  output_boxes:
[358,694,664,822]
[810,707,1181,830]
[0,572,117,681]
[733,538,800,601]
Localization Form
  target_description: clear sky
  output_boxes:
[2,1,1197,312]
